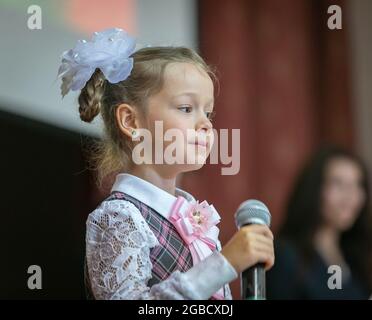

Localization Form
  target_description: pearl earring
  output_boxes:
[131,130,138,138]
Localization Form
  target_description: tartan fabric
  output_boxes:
[107,191,193,286]
[84,191,223,299]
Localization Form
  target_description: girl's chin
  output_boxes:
[179,162,206,172]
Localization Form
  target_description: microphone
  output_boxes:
[234,199,271,300]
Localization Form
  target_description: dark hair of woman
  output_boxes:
[279,146,372,292]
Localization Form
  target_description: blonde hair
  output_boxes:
[78,46,217,189]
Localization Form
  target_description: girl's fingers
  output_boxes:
[255,251,275,270]
[251,241,274,258]
[254,233,274,248]
[249,239,275,266]
[242,225,274,240]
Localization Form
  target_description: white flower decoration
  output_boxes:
[57,28,136,97]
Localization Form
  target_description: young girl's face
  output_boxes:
[141,62,215,175]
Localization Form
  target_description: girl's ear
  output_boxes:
[116,103,141,138]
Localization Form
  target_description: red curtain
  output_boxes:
[181,0,354,299]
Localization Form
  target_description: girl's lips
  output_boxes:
[189,140,207,147]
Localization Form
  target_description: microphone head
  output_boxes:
[235,199,271,228]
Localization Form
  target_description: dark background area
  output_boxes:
[0,109,99,299]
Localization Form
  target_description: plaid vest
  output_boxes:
[85,191,225,299]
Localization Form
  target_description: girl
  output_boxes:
[58,28,274,300]
[267,147,372,299]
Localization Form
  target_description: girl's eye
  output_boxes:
[206,111,216,121]
[178,105,193,113]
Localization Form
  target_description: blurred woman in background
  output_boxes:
[267,146,372,299]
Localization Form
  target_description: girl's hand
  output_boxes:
[221,225,275,274]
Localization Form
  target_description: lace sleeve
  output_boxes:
[86,199,237,300]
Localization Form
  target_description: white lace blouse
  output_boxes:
[85,173,238,300]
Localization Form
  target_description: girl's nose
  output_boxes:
[196,112,213,132]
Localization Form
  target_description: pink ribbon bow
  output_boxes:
[169,196,225,300]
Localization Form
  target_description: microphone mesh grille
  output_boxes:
[235,199,271,227]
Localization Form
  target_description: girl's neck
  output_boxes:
[128,165,177,196]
